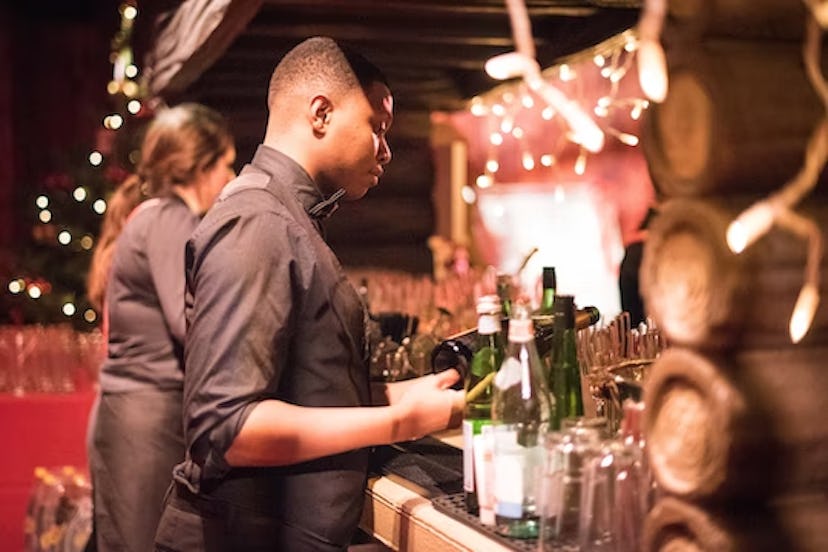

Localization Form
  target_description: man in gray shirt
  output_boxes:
[154,37,463,551]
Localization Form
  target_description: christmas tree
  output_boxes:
[1,1,149,331]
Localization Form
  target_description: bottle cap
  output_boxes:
[476,294,501,315]
[542,266,557,289]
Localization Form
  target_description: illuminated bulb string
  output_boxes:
[471,31,647,195]
[726,11,827,343]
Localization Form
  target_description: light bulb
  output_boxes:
[89,151,103,166]
[485,52,538,80]
[790,283,819,343]
[35,195,49,209]
[476,174,494,188]
[461,185,477,204]
[63,303,77,316]
[726,201,776,254]
[28,285,42,299]
[638,39,668,103]
[522,152,535,170]
[486,159,499,173]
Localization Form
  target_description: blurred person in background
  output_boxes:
[86,102,235,551]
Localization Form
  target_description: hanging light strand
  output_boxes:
[727,10,827,343]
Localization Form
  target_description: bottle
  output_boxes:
[490,301,553,539]
[538,266,557,315]
[463,295,505,516]
[430,305,600,379]
[550,295,584,430]
[495,273,513,318]
[534,266,557,374]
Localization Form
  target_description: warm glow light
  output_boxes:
[527,75,605,152]
[521,94,534,109]
[127,99,142,114]
[600,66,613,78]
[541,107,555,120]
[638,39,668,103]
[122,81,139,97]
[500,117,514,134]
[490,132,504,146]
[93,199,107,214]
[58,231,72,245]
[122,5,138,20]
[610,129,640,146]
[485,52,538,80]
[491,104,506,117]
[476,174,494,188]
[559,64,575,81]
[574,151,587,175]
[461,185,478,204]
[73,187,87,202]
[39,210,52,223]
[790,283,819,343]
[726,201,776,254]
[104,114,124,130]
[8,280,23,294]
[28,285,42,299]
[89,151,103,166]
[593,54,606,66]
[84,309,97,323]
[63,303,76,316]
[594,105,609,117]
[486,159,500,173]
[631,103,645,120]
[107,80,120,95]
[80,235,94,250]
[522,152,535,170]
[540,154,555,167]
[470,97,487,116]
[125,64,138,79]
[502,92,515,104]
[512,126,524,139]
[35,195,49,209]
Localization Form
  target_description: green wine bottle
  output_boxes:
[550,294,584,430]
[463,295,504,517]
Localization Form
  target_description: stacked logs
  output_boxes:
[638,1,828,550]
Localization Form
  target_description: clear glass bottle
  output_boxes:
[491,301,552,539]
[550,295,584,430]
[463,295,505,516]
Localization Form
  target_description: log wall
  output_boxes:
[639,2,828,549]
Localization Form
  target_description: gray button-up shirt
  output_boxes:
[101,196,198,393]
[174,145,371,547]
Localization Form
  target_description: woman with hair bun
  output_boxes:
[86,103,235,551]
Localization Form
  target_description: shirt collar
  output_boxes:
[251,145,344,221]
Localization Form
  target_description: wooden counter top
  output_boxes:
[360,429,514,551]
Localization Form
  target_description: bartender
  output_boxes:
[154,36,464,552]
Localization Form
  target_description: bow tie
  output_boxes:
[308,188,345,220]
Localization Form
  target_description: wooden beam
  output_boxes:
[142,0,263,98]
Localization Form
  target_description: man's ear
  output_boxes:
[310,95,332,134]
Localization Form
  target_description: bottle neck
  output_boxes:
[540,288,556,313]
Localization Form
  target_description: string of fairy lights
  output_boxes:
[460,29,650,205]
[6,1,146,325]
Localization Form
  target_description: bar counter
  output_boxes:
[360,429,518,552]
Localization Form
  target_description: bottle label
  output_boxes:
[478,314,500,335]
[492,427,542,519]
[508,318,534,343]
[463,419,491,492]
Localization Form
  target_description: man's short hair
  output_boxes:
[267,36,389,109]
